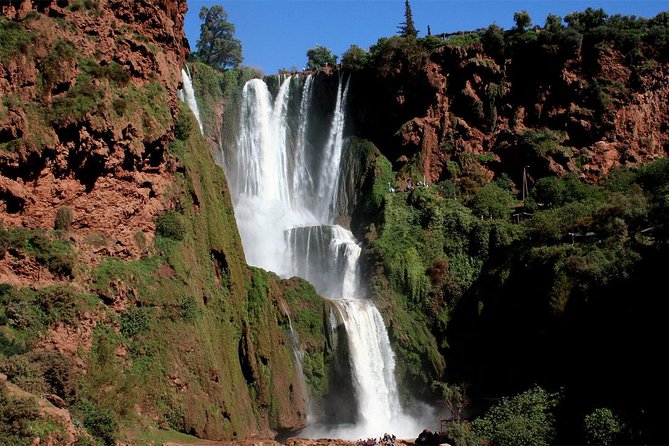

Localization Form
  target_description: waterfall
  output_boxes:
[178,67,203,133]
[224,73,423,439]
[315,76,350,222]
[291,74,315,210]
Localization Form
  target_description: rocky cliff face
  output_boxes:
[0,2,326,444]
[0,0,188,261]
[348,34,669,189]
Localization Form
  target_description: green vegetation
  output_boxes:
[350,127,668,440]
[194,5,243,69]
[174,106,193,141]
[0,228,75,278]
[473,387,559,446]
[398,0,418,38]
[306,45,337,70]
[0,382,39,446]
[0,17,34,62]
[341,45,368,71]
[156,210,186,241]
[584,408,623,445]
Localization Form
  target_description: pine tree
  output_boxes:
[427,25,432,36]
[398,0,418,38]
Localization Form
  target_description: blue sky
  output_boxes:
[184,1,669,74]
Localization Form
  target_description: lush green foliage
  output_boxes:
[174,105,194,141]
[195,5,243,69]
[514,10,532,30]
[0,17,34,63]
[473,386,559,446]
[75,398,118,446]
[0,382,39,446]
[584,408,622,445]
[341,45,368,71]
[306,45,337,70]
[156,211,186,241]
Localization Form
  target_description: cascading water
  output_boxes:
[224,74,425,439]
[178,67,204,133]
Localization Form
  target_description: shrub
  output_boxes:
[156,211,185,241]
[178,295,198,322]
[30,350,77,402]
[473,386,559,446]
[120,306,152,338]
[174,108,193,141]
[443,421,481,446]
[0,382,39,445]
[54,207,74,230]
[4,288,43,331]
[0,354,45,394]
[76,399,118,446]
[0,350,77,402]
[0,18,34,63]
[51,75,104,125]
[38,285,79,326]
[584,408,622,445]
[0,332,26,357]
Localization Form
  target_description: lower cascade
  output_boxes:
[223,74,427,439]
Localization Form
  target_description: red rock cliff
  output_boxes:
[0,0,187,265]
[348,33,669,188]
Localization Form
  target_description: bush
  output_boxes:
[584,408,622,445]
[27,231,75,278]
[0,382,39,445]
[54,207,74,230]
[76,399,118,446]
[156,211,185,241]
[0,332,26,357]
[174,104,193,140]
[178,295,198,322]
[473,386,559,446]
[0,350,77,402]
[38,285,79,326]
[443,421,481,446]
[120,306,152,338]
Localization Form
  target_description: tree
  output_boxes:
[482,24,505,59]
[195,5,243,70]
[473,386,559,446]
[432,381,470,422]
[306,45,337,71]
[513,10,532,31]
[427,25,432,36]
[341,45,368,71]
[398,0,418,38]
[584,408,622,445]
[565,8,608,31]
[471,183,515,219]
[544,14,564,32]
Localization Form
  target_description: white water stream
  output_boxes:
[178,66,204,133]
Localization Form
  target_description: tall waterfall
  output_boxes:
[178,67,203,133]
[224,74,423,439]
